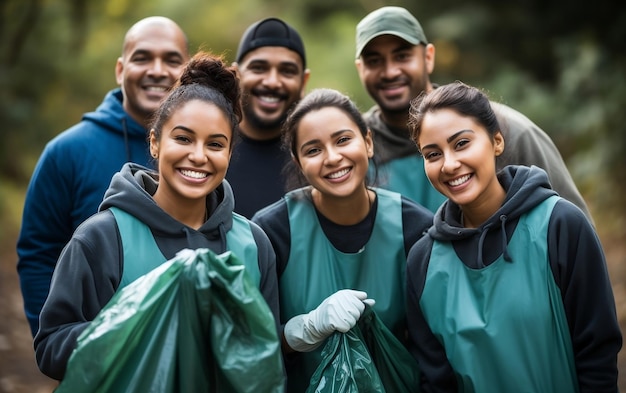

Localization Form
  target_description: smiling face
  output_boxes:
[150,100,232,210]
[116,19,189,128]
[294,106,373,201]
[356,35,434,117]
[418,108,504,211]
[235,46,309,139]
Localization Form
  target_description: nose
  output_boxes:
[262,68,281,89]
[381,60,401,80]
[147,58,167,78]
[324,146,342,165]
[189,143,208,164]
[441,154,460,174]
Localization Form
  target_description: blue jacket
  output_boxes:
[17,88,153,336]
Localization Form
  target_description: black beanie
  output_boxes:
[236,17,306,68]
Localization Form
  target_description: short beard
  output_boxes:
[243,104,287,133]
[378,102,410,116]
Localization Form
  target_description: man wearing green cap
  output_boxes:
[354,6,593,220]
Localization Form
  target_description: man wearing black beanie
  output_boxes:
[227,17,310,218]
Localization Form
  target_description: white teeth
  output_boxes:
[327,168,350,179]
[146,86,167,92]
[259,95,279,103]
[448,174,470,186]
[181,169,208,179]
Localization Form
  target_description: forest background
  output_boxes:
[1,0,625,392]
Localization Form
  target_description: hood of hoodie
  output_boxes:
[99,162,236,244]
[83,88,147,141]
[428,165,558,266]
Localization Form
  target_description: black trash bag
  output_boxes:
[306,307,420,393]
[56,248,285,393]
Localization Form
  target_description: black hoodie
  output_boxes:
[406,165,621,392]
[35,163,279,380]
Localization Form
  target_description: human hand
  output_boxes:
[284,289,375,352]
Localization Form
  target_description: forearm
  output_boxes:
[549,203,621,391]
[17,157,75,336]
[406,278,456,392]
[35,322,90,380]
[17,263,56,337]
[34,219,121,379]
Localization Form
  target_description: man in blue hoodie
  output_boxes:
[17,16,190,337]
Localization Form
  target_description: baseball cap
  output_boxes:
[355,6,428,58]
[236,17,306,68]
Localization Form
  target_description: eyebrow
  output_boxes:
[421,129,474,150]
[172,125,229,141]
[362,42,414,58]
[246,58,301,69]
[130,48,184,58]
[299,129,353,153]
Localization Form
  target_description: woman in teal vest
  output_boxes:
[252,88,434,392]
[35,52,280,381]
[405,81,621,392]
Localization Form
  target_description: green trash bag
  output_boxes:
[55,248,285,393]
[307,307,420,393]
[359,307,421,392]
[306,324,385,393]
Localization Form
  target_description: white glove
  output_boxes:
[284,289,376,352]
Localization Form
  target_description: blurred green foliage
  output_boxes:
[1,0,625,233]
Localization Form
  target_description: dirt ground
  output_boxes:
[0,240,58,393]
[1,215,625,392]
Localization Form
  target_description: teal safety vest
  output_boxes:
[110,207,261,289]
[371,155,446,214]
[420,196,578,392]
[280,188,407,392]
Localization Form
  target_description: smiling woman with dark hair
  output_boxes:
[252,87,433,392]
[34,51,281,383]
[405,81,621,392]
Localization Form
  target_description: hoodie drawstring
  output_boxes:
[181,223,229,254]
[476,225,490,268]
[181,227,193,243]
[476,214,511,267]
[500,215,512,262]
[218,223,227,253]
